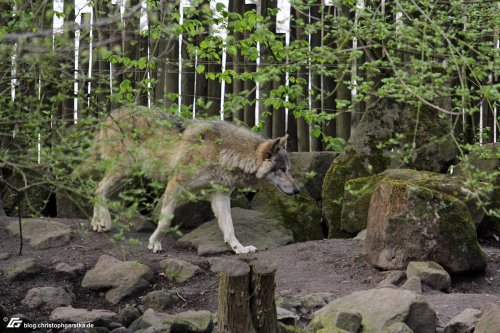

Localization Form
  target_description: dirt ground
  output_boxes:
[1,217,500,330]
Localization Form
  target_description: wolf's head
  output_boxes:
[256,135,300,195]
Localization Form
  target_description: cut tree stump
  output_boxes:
[217,258,278,333]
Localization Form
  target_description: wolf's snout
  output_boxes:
[292,187,300,195]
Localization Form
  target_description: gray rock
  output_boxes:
[0,251,11,260]
[49,307,119,326]
[22,286,74,310]
[387,322,415,333]
[444,308,482,333]
[376,270,406,288]
[407,261,451,291]
[334,311,362,333]
[277,307,300,326]
[298,293,333,309]
[207,257,224,273]
[129,309,212,333]
[401,277,422,294]
[159,258,200,283]
[278,322,305,333]
[118,306,142,327]
[177,208,293,255]
[5,257,41,280]
[6,218,71,249]
[55,262,85,278]
[474,303,500,333]
[365,181,486,274]
[109,328,132,333]
[81,255,154,304]
[141,290,180,311]
[306,288,436,333]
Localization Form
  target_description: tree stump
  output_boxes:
[217,258,278,333]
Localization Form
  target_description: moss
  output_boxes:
[252,184,323,242]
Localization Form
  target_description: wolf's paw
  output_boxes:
[234,245,257,254]
[148,239,163,253]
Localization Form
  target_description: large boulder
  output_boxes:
[22,286,74,310]
[129,308,212,333]
[176,207,293,255]
[49,307,119,326]
[4,257,41,281]
[454,143,500,237]
[365,180,486,273]
[251,152,336,242]
[6,218,72,249]
[81,255,154,304]
[322,101,456,237]
[474,303,500,333]
[340,169,484,235]
[305,288,436,333]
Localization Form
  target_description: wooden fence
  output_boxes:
[1,0,498,156]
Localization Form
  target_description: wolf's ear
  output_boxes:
[279,134,289,146]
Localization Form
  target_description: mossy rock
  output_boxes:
[252,183,324,242]
[365,180,486,273]
[454,143,500,237]
[341,169,484,235]
[322,101,456,238]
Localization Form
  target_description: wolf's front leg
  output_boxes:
[149,184,180,253]
[91,173,122,232]
[91,204,112,232]
[210,192,257,254]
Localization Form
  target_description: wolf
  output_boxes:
[83,106,300,254]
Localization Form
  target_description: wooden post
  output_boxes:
[217,260,253,333]
[217,259,278,333]
[243,3,257,127]
[335,2,351,141]
[230,0,245,122]
[250,261,278,333]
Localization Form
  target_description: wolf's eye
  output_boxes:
[280,167,287,173]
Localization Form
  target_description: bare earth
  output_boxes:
[1,217,499,329]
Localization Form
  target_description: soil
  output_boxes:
[1,217,500,331]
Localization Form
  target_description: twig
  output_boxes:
[17,190,23,256]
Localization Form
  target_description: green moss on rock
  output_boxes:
[252,184,324,242]
[340,169,484,235]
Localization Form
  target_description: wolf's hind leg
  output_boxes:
[210,192,257,254]
[92,172,124,232]
[148,181,182,253]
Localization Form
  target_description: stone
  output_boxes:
[340,169,485,235]
[387,322,415,333]
[334,311,362,333]
[298,293,334,309]
[443,308,482,333]
[55,262,85,278]
[306,288,436,333]
[159,258,200,283]
[0,251,11,260]
[207,257,224,273]
[129,309,212,333]
[277,307,300,326]
[141,290,180,311]
[56,189,92,219]
[406,261,451,291]
[454,143,500,238]
[177,208,293,255]
[474,303,500,333]
[278,322,305,333]
[322,101,456,237]
[22,286,74,310]
[49,307,119,326]
[401,277,422,294]
[6,218,71,249]
[376,271,406,288]
[81,255,154,304]
[365,181,486,274]
[5,257,41,280]
[118,306,142,327]
[353,229,366,241]
[251,183,324,242]
[109,328,132,333]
